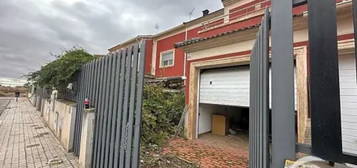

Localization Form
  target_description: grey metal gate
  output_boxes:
[249,5,296,167]
[72,41,146,168]
[249,9,270,168]
[249,0,357,167]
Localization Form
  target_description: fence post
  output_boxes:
[307,0,342,162]
[271,0,296,167]
[79,109,96,168]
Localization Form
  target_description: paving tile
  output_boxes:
[162,137,249,168]
[0,98,79,168]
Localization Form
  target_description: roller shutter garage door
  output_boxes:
[199,66,250,107]
[339,54,357,156]
[199,66,297,108]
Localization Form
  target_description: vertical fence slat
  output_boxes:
[90,59,98,167]
[96,56,105,168]
[104,53,116,168]
[95,56,107,168]
[86,63,91,101]
[104,55,112,167]
[77,64,89,155]
[125,43,140,168]
[131,41,146,167]
[308,0,342,162]
[271,0,295,167]
[78,64,85,155]
[74,66,85,155]
[92,58,102,167]
[78,64,88,155]
[113,49,128,168]
[119,46,134,168]
[109,51,122,168]
[89,62,95,104]
[99,56,110,167]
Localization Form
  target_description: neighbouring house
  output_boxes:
[109,0,357,157]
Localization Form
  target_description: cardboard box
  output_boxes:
[212,114,228,136]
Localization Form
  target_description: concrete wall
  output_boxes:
[42,98,77,152]
[36,93,97,166]
[54,100,76,152]
[33,91,97,165]
[42,99,52,123]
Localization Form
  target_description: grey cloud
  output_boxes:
[0,0,222,79]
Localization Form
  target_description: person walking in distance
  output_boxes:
[15,91,20,102]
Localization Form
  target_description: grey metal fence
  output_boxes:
[249,9,270,168]
[34,87,51,112]
[57,78,79,102]
[72,41,146,168]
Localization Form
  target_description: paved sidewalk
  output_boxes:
[0,98,79,168]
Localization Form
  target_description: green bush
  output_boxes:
[141,85,185,146]
[28,48,94,90]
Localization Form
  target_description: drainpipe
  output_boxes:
[183,9,196,83]
[183,24,188,85]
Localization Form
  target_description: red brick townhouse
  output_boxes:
[109,0,357,157]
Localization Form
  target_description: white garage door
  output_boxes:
[199,66,250,107]
[339,54,357,156]
[199,66,297,108]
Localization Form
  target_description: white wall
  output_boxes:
[198,104,215,134]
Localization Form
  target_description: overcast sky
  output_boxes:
[0,0,222,79]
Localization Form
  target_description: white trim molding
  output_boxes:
[159,49,175,68]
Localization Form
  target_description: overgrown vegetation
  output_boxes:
[141,84,185,146]
[140,84,196,167]
[28,48,94,90]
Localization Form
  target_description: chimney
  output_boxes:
[202,9,209,16]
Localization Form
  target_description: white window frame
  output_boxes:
[159,49,175,68]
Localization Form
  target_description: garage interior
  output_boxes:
[198,103,250,151]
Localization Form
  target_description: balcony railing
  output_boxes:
[201,0,271,32]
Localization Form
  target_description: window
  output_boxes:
[160,50,174,67]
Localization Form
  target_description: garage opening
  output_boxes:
[197,66,251,152]
[196,65,299,155]
[198,103,249,150]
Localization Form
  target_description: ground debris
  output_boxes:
[26,143,40,148]
[48,158,63,166]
